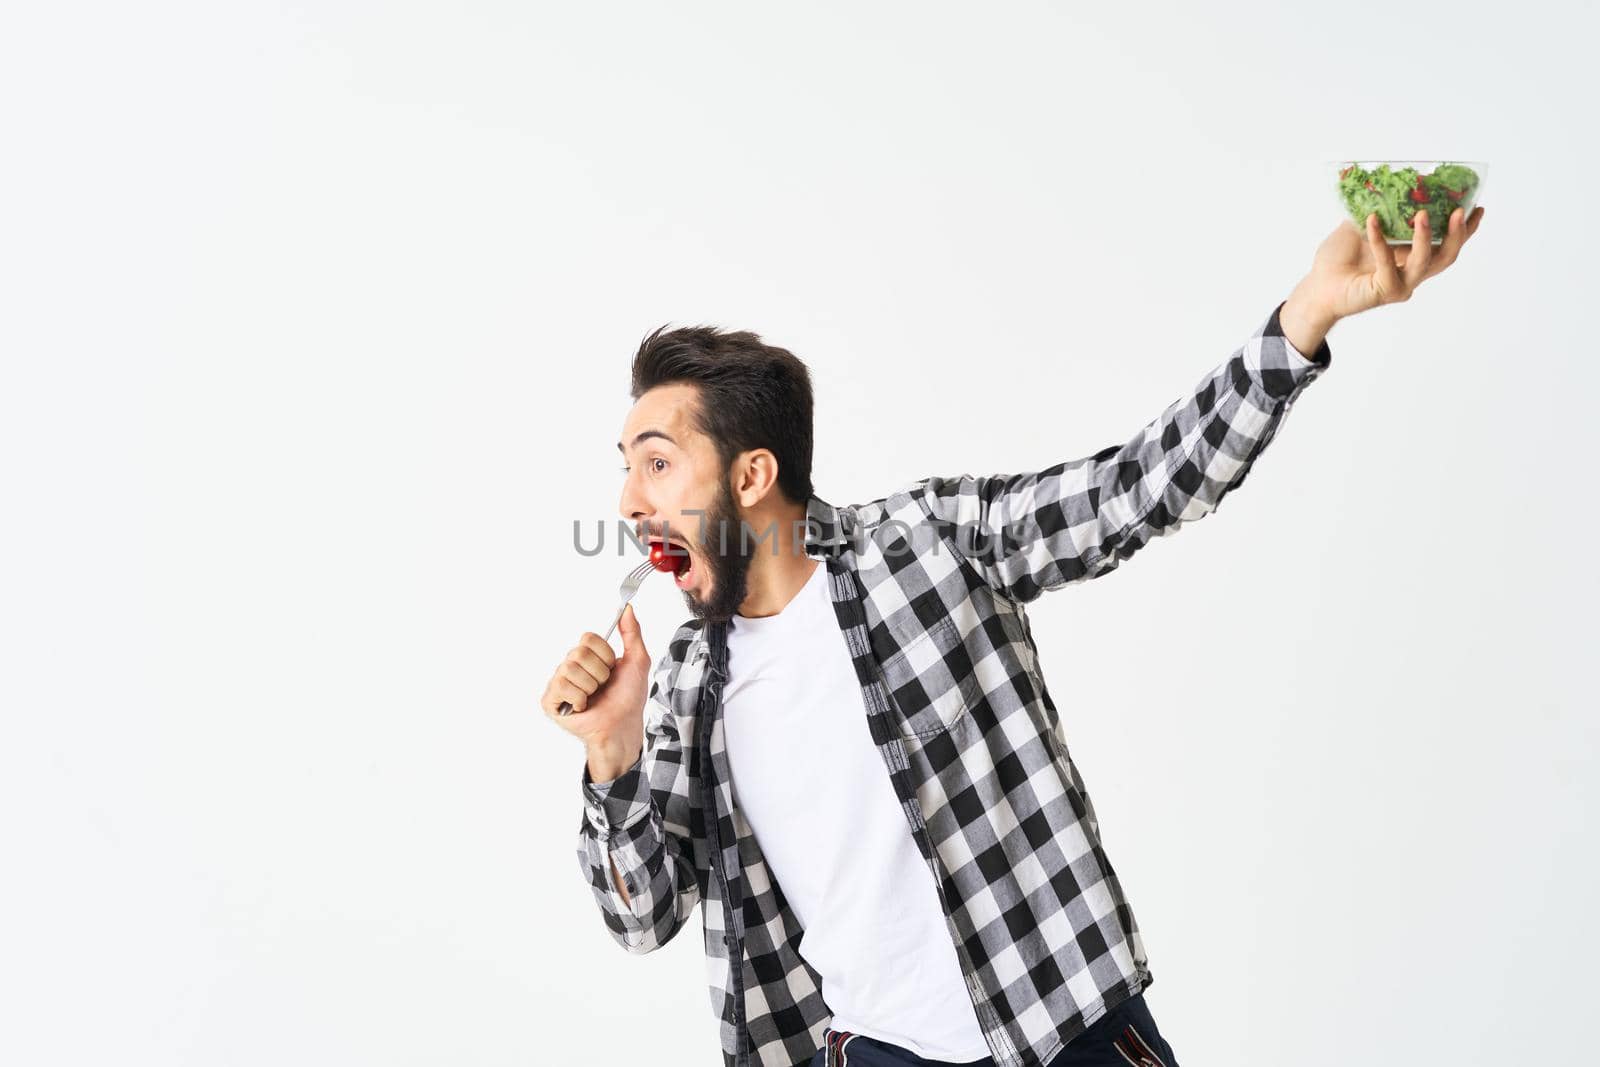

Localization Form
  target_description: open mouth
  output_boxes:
[673,550,696,590]
[647,539,696,590]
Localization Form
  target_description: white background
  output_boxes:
[3,2,1595,1064]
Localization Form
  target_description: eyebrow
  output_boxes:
[617,429,678,454]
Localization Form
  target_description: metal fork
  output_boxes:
[557,558,658,716]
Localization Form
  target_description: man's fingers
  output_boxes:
[542,631,628,722]
[569,643,613,686]
[544,675,589,716]
[576,631,617,670]
[1403,210,1433,290]
[1367,213,1402,300]
[1429,207,1468,276]
[1422,205,1484,282]
[559,657,604,696]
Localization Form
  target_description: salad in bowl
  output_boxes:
[1336,160,1486,245]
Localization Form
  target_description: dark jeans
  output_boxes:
[808,991,1179,1067]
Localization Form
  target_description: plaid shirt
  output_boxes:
[576,302,1331,1067]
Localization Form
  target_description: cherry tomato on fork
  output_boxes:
[649,540,689,574]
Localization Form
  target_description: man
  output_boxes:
[542,207,1485,1067]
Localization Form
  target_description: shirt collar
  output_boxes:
[704,492,848,673]
[802,492,851,560]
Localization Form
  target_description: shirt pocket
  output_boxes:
[876,615,984,742]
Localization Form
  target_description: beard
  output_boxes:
[682,477,756,625]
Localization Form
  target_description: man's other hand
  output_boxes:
[1280,205,1486,354]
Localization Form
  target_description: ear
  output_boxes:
[731,448,781,509]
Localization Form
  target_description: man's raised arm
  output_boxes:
[913,301,1329,602]
[912,204,1486,603]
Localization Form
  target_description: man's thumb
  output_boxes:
[618,602,648,661]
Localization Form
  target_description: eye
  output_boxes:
[650,458,668,474]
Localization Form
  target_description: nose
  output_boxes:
[619,466,650,530]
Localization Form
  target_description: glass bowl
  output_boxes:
[1332,160,1487,245]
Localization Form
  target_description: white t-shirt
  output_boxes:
[722,559,992,1062]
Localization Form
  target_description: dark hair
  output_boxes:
[631,324,815,506]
